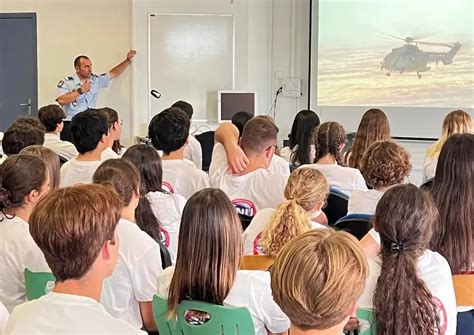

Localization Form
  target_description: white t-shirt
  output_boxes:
[161,159,209,200]
[209,143,289,217]
[423,154,438,183]
[101,147,121,161]
[0,154,7,165]
[302,163,367,196]
[3,292,146,334]
[43,133,78,160]
[243,208,326,255]
[280,145,316,165]
[348,189,385,215]
[0,302,9,332]
[157,267,290,335]
[184,135,203,170]
[101,218,162,329]
[146,191,186,264]
[60,158,102,187]
[0,214,49,312]
[358,250,457,335]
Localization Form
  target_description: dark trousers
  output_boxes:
[60,121,74,144]
[457,310,473,335]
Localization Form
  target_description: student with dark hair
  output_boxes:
[209,117,289,217]
[357,184,457,335]
[38,104,78,160]
[20,145,61,190]
[123,144,186,263]
[280,110,320,166]
[3,184,146,334]
[157,188,290,335]
[10,116,46,132]
[93,159,161,332]
[346,108,390,169]
[171,100,203,169]
[0,124,45,164]
[148,107,209,199]
[305,122,367,196]
[60,109,109,186]
[231,111,253,137]
[99,107,124,159]
[0,155,50,312]
[271,229,368,335]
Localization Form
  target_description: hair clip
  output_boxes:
[390,242,405,252]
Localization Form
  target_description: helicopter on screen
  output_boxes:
[380,34,461,78]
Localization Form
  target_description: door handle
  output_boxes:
[20,98,32,116]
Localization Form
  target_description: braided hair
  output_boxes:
[313,122,346,165]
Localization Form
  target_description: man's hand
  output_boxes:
[226,143,249,174]
[80,80,91,93]
[127,50,137,62]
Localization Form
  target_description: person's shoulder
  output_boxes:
[236,269,271,286]
[117,220,159,252]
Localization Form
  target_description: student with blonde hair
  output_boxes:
[270,229,368,335]
[93,159,162,332]
[20,145,61,190]
[157,188,290,335]
[348,140,411,215]
[306,122,367,196]
[423,110,472,182]
[243,167,329,255]
[346,108,390,169]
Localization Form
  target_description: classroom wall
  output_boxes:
[0,0,134,145]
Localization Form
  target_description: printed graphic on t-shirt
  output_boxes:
[253,232,265,255]
[433,296,448,334]
[232,198,257,218]
[160,227,170,248]
[162,181,174,194]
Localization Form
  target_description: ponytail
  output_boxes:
[136,195,162,243]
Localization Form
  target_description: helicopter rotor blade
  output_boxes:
[416,41,454,48]
[378,33,406,42]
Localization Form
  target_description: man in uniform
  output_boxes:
[56,50,136,141]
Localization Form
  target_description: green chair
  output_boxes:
[152,295,255,335]
[24,268,56,301]
[356,308,376,335]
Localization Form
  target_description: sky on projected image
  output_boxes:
[317,0,473,108]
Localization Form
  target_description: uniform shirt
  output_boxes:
[358,250,457,335]
[0,302,9,332]
[243,208,326,255]
[146,191,186,264]
[3,292,146,334]
[0,214,49,312]
[184,135,203,170]
[60,158,102,187]
[43,133,78,160]
[302,163,367,196]
[101,218,162,329]
[101,147,121,161]
[161,159,209,200]
[209,143,289,217]
[57,73,110,119]
[280,145,316,165]
[347,189,385,215]
[157,267,290,335]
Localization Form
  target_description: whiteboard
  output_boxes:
[148,13,234,122]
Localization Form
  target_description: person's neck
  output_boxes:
[235,155,267,176]
[316,154,337,164]
[77,73,89,83]
[290,323,345,335]
[53,277,103,302]
[3,205,31,223]
[121,206,136,223]
[47,131,60,136]
[76,150,103,161]
[162,147,185,161]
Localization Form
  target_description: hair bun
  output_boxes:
[0,187,12,207]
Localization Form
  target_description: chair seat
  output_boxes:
[240,255,275,271]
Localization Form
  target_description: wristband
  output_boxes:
[77,87,83,95]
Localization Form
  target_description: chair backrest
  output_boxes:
[240,255,275,271]
[152,295,179,335]
[195,131,215,172]
[356,307,376,335]
[334,214,374,240]
[58,155,68,166]
[453,273,474,307]
[24,268,56,300]
[177,300,255,335]
[323,188,349,226]
[157,239,172,269]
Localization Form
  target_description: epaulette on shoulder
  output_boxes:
[64,76,73,81]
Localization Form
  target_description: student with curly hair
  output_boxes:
[305,122,367,196]
[271,229,368,335]
[243,167,329,255]
[348,140,411,215]
[346,109,390,170]
[357,184,457,335]
[423,110,472,182]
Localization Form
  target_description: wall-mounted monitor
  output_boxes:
[217,90,256,123]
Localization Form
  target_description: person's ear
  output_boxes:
[25,189,40,205]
